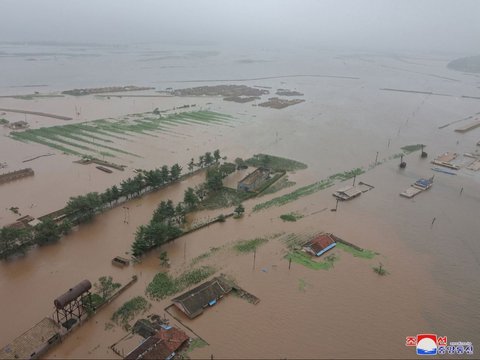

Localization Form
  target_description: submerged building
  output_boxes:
[237,167,270,192]
[303,233,337,257]
[172,277,233,319]
[125,325,189,360]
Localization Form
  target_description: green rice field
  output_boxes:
[10,111,233,158]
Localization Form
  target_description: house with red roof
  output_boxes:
[125,325,189,360]
[303,233,337,257]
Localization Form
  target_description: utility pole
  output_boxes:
[123,206,129,224]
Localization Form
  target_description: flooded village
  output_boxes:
[1,3,480,359]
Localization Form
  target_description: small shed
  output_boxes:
[8,121,29,130]
[237,167,270,192]
[303,233,337,257]
[171,277,232,319]
[333,185,362,201]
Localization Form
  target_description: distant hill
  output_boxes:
[447,55,480,73]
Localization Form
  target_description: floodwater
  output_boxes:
[0,43,479,359]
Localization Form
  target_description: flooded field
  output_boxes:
[1,43,479,359]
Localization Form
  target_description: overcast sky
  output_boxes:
[1,0,479,53]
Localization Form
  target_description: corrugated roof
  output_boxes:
[172,277,232,318]
[238,167,269,186]
[304,233,336,254]
[125,327,189,360]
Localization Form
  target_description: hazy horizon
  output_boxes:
[1,0,480,55]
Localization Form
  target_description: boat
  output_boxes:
[400,177,433,198]
[431,167,457,175]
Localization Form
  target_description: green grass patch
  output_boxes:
[280,212,303,222]
[259,176,296,196]
[233,237,268,253]
[112,296,151,326]
[253,167,364,212]
[253,178,333,211]
[401,144,424,154]
[335,242,376,259]
[286,251,337,270]
[191,247,221,265]
[185,338,208,353]
[298,278,310,292]
[245,154,307,172]
[328,168,365,182]
[146,266,215,300]
[9,111,232,158]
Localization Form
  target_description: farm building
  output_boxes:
[7,121,29,130]
[333,185,362,201]
[0,317,61,360]
[125,325,189,360]
[171,277,233,319]
[237,167,270,192]
[303,233,337,257]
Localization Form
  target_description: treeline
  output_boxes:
[0,218,72,260]
[0,150,223,260]
[64,162,184,224]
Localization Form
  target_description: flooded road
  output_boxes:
[1,45,479,358]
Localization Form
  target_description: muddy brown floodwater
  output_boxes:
[0,47,479,359]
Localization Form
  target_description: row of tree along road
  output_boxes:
[0,150,229,260]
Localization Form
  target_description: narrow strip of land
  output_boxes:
[0,108,72,120]
[157,74,360,83]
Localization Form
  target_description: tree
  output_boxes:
[188,158,195,172]
[159,251,169,267]
[206,167,223,191]
[120,178,136,199]
[111,185,121,203]
[235,157,246,169]
[0,227,32,259]
[33,217,61,246]
[132,225,151,256]
[262,154,271,168]
[170,163,182,181]
[204,152,214,166]
[132,173,145,196]
[213,149,221,163]
[94,276,121,300]
[234,204,245,217]
[195,184,207,201]
[219,163,236,178]
[58,219,73,235]
[165,225,182,239]
[144,169,162,190]
[152,200,175,224]
[160,165,170,184]
[198,155,205,168]
[65,192,101,223]
[175,202,186,224]
[101,188,114,207]
[184,187,199,209]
